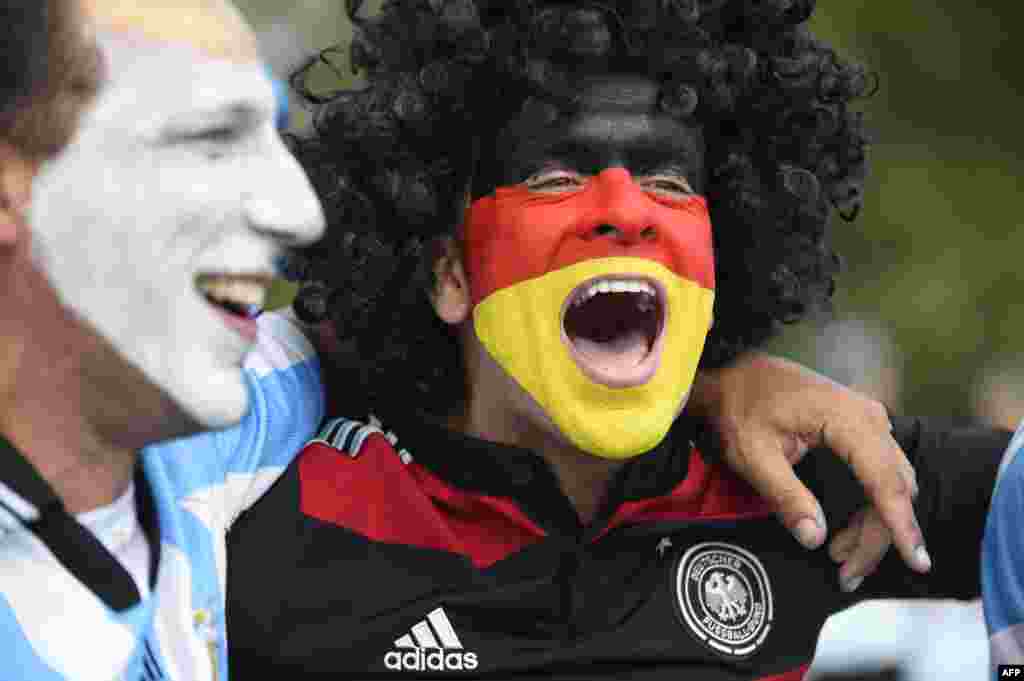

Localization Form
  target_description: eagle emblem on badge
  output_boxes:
[672,542,773,659]
[704,571,749,621]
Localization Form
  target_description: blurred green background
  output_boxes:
[247,0,1023,425]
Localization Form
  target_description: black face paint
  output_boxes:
[472,74,704,200]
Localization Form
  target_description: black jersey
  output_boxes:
[226,415,1007,680]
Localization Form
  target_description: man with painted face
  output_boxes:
[223,1,1009,678]
[0,0,324,679]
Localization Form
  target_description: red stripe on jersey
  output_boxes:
[756,663,810,681]
[299,436,547,568]
[596,448,773,539]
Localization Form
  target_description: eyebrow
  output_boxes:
[533,137,701,175]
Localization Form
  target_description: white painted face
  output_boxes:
[28,2,325,430]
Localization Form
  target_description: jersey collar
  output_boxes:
[378,411,699,534]
[0,434,159,611]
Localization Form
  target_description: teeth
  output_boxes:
[571,278,658,307]
[197,276,269,308]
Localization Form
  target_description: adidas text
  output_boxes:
[384,649,479,672]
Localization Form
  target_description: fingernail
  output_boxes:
[903,467,919,498]
[794,518,824,549]
[841,575,864,593]
[815,502,827,535]
[914,545,932,572]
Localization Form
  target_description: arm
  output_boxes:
[983,423,1024,665]
[689,353,927,585]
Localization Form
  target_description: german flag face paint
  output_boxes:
[463,167,715,459]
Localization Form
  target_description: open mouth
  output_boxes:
[195,273,270,324]
[561,276,666,387]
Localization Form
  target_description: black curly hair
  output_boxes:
[288,0,872,419]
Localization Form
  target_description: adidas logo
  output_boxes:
[384,607,479,672]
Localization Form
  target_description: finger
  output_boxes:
[724,434,827,550]
[837,508,892,592]
[821,417,930,573]
[828,513,863,563]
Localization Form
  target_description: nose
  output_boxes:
[584,168,657,244]
[244,139,326,247]
[586,223,658,243]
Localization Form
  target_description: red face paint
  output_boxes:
[462,168,715,306]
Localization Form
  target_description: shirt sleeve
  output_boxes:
[142,310,325,527]
[983,421,1024,665]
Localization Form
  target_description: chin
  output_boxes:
[173,365,250,432]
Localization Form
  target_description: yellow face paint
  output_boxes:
[473,257,714,458]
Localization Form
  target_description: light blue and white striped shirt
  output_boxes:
[0,312,324,680]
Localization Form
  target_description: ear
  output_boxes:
[0,141,37,247]
[429,236,472,325]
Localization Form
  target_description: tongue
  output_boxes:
[570,329,649,370]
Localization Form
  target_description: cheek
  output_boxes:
[494,188,611,274]
[497,204,573,267]
[36,165,194,301]
[647,203,716,290]
[464,198,576,305]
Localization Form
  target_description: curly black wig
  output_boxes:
[289,0,872,418]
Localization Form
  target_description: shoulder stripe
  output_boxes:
[310,418,351,451]
[307,415,412,463]
[336,421,363,453]
[315,418,346,445]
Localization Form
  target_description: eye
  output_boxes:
[524,169,585,193]
[165,123,246,150]
[641,174,694,197]
[168,125,246,161]
[192,126,243,145]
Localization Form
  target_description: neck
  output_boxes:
[0,250,137,513]
[455,333,623,525]
[533,437,623,525]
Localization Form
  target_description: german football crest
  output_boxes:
[672,542,773,659]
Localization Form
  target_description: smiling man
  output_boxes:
[222,1,1009,679]
[0,0,323,679]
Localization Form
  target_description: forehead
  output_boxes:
[78,0,273,125]
[573,74,663,112]
[81,0,259,62]
[494,73,702,175]
[566,76,699,155]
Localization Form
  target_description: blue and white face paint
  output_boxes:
[28,0,325,430]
